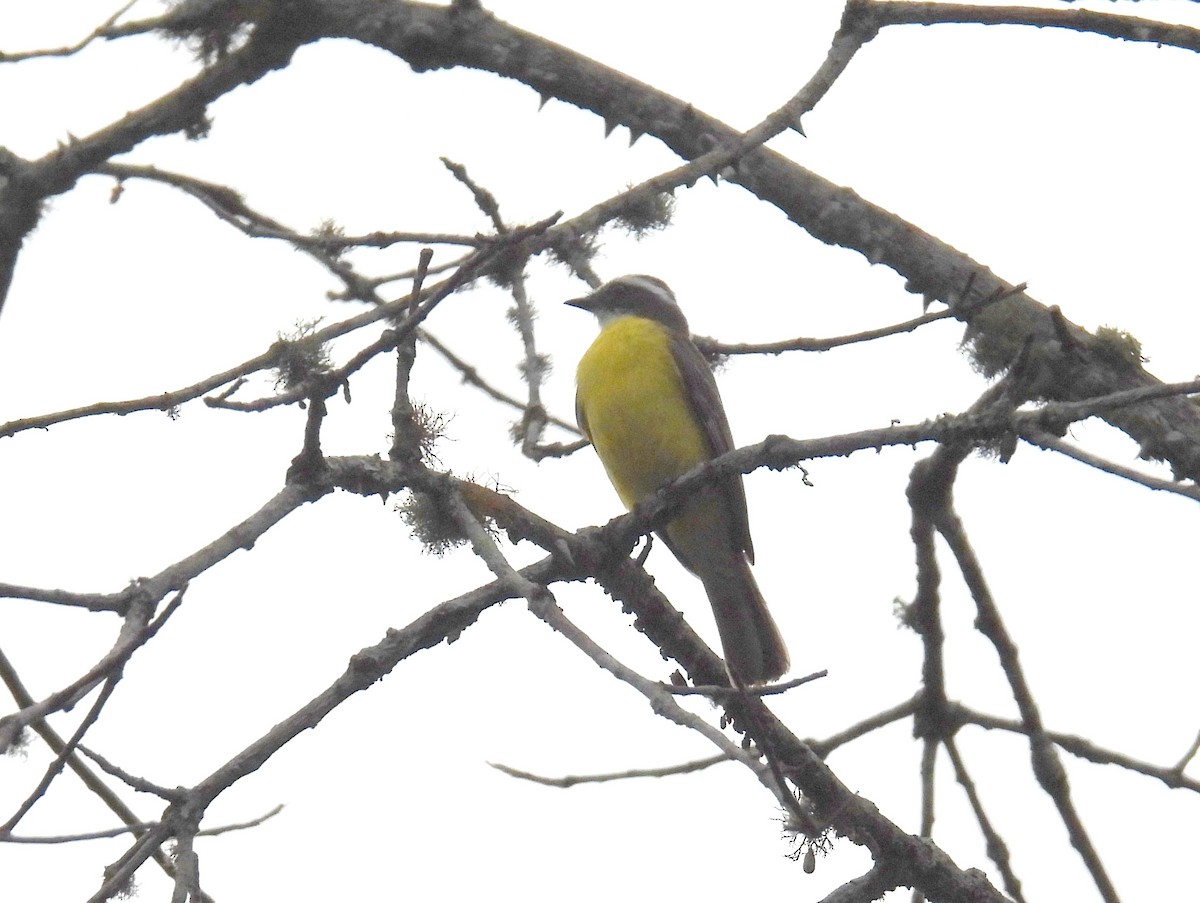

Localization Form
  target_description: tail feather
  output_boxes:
[700,558,789,685]
[662,493,789,684]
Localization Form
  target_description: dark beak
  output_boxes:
[564,294,597,312]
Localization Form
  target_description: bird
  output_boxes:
[567,274,789,685]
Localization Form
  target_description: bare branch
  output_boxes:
[489,754,730,787]
[958,705,1200,795]
[945,737,1026,903]
[867,1,1200,54]
[665,670,828,697]
[0,648,204,895]
[1175,728,1200,776]
[2,804,283,844]
[11,4,1194,900]
[213,216,562,412]
[1022,428,1200,502]
[2,675,124,834]
[805,695,920,759]
[524,593,790,806]
[0,1,138,62]
[324,0,1200,481]
[0,583,124,612]
[0,590,183,759]
[0,12,317,316]
[0,483,314,635]
[77,745,181,801]
[389,249,433,465]
[0,345,281,438]
[918,738,937,840]
[700,308,957,356]
[911,431,1121,903]
[420,329,581,437]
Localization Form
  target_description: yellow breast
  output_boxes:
[576,316,712,509]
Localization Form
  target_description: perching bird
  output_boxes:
[568,275,789,685]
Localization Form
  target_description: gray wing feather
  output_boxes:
[575,392,590,441]
[668,334,756,564]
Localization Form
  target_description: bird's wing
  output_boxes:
[669,334,755,564]
[575,391,591,441]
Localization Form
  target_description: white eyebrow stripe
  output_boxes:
[615,275,676,305]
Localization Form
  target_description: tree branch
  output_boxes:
[868,1,1200,53]
[317,0,1200,482]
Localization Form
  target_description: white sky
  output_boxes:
[2,1,1199,900]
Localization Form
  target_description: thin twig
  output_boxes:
[489,754,729,787]
[2,676,123,834]
[926,459,1121,903]
[0,583,124,612]
[0,589,182,760]
[805,695,920,758]
[208,216,560,412]
[527,595,793,808]
[700,308,956,356]
[665,670,828,697]
[945,736,1025,903]
[3,804,283,844]
[0,636,212,901]
[0,1,137,62]
[1023,429,1200,502]
[429,455,801,815]
[957,704,1200,794]
[1175,727,1200,775]
[420,328,580,436]
[77,744,182,800]
[868,1,1200,54]
[918,738,937,839]
[389,249,433,464]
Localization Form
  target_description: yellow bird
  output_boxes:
[568,275,789,685]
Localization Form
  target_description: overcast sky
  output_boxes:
[2,2,1199,901]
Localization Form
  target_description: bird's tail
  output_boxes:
[700,558,790,686]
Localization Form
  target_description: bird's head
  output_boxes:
[565,275,689,333]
